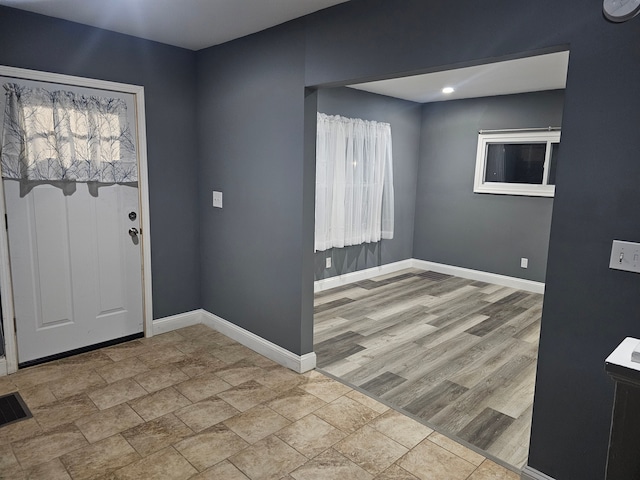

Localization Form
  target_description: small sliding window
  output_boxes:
[473,130,561,197]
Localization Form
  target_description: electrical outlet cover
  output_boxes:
[212,191,223,208]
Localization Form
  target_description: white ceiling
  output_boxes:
[349,51,569,104]
[0,0,349,51]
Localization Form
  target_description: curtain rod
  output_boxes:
[478,127,561,134]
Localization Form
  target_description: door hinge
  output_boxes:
[4,214,7,230]
[13,317,17,333]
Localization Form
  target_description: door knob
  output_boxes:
[128,228,139,237]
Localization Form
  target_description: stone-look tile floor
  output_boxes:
[0,325,520,480]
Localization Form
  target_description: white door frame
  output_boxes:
[0,65,154,374]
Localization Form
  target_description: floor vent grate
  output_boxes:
[0,392,32,428]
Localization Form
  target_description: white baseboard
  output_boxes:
[0,357,7,377]
[314,259,414,293]
[521,465,555,480]
[152,310,202,335]
[314,258,545,294]
[201,310,316,373]
[152,309,316,373]
[412,259,545,294]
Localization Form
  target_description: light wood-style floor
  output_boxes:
[314,268,542,469]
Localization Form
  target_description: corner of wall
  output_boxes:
[151,309,316,373]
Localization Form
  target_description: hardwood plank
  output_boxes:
[315,331,366,369]
[320,358,361,378]
[386,333,480,383]
[485,405,533,469]
[481,286,518,303]
[421,276,476,297]
[413,313,488,349]
[340,341,426,386]
[428,355,536,434]
[314,297,355,314]
[398,329,519,391]
[417,271,452,281]
[360,372,407,397]
[514,293,544,309]
[457,407,515,450]
[449,337,536,389]
[356,304,434,336]
[513,317,541,344]
[489,361,537,419]
[314,284,362,301]
[354,272,421,290]
[494,291,531,306]
[464,305,527,337]
[314,277,431,323]
[425,297,490,329]
[403,381,468,419]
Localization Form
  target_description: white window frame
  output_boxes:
[473,130,561,197]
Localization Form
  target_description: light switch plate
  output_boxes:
[212,191,223,208]
[609,240,640,274]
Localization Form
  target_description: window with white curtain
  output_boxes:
[315,112,394,252]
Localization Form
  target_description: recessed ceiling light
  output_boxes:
[442,87,455,94]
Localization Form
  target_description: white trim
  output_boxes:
[314,259,413,293]
[133,88,154,340]
[0,65,153,369]
[149,308,316,373]
[411,259,545,294]
[473,130,560,197]
[152,310,202,335]
[0,172,17,374]
[314,258,545,294]
[0,357,7,376]
[201,310,316,373]
[521,465,556,480]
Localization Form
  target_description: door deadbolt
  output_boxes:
[128,212,137,221]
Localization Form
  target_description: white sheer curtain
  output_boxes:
[1,83,137,183]
[315,112,394,252]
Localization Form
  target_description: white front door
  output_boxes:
[5,181,143,364]
[0,75,145,365]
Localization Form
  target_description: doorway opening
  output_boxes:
[311,49,569,471]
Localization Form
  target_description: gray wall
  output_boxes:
[315,87,421,280]
[0,7,201,319]
[414,90,565,283]
[196,22,312,355]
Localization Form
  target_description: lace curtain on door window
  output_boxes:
[0,83,137,183]
[315,113,394,252]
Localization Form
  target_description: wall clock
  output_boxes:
[603,0,640,22]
